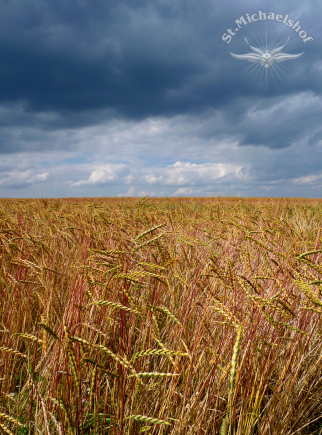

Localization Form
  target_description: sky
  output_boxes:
[0,0,321,198]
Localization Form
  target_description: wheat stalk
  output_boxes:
[129,372,180,378]
[0,413,23,427]
[89,300,140,315]
[125,414,171,425]
[0,423,15,435]
[131,348,188,362]
[0,347,26,359]
[135,224,166,241]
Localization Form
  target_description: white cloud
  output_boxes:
[72,161,244,188]
[173,187,202,196]
[27,172,49,183]
[2,96,322,197]
[118,186,136,197]
[137,190,156,197]
[0,169,49,188]
[293,174,321,184]
[142,161,243,185]
[73,163,128,186]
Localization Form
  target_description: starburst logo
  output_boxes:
[222,11,313,88]
[230,37,304,68]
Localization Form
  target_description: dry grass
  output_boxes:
[1,196,322,435]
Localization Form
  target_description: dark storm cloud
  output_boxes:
[0,0,213,117]
[0,0,319,120]
[0,0,321,166]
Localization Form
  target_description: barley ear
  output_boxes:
[39,322,61,343]
[58,392,75,434]
[220,417,228,435]
[41,315,47,355]
[67,346,80,390]
[229,327,242,394]
[125,414,171,426]
[228,326,242,435]
[89,365,97,411]
[0,423,15,435]
[0,413,23,427]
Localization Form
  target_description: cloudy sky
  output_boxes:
[0,0,321,198]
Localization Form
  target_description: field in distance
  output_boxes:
[1,197,322,435]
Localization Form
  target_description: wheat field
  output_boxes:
[1,197,322,435]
